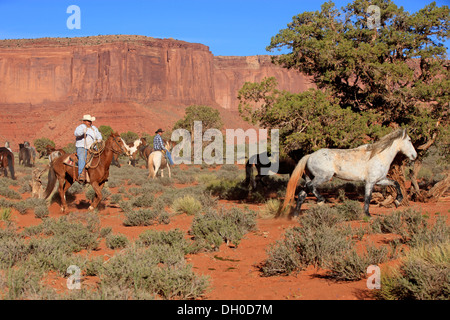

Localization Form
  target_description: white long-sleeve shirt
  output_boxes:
[74,124,102,149]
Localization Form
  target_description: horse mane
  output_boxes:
[367,129,406,159]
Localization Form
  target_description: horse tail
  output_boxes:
[43,162,57,199]
[7,152,15,180]
[280,154,310,217]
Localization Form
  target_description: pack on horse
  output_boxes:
[245,149,304,189]
[148,140,175,178]
[43,132,128,212]
[0,147,15,180]
[281,129,417,218]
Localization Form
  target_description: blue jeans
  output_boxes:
[166,150,174,165]
[77,147,87,176]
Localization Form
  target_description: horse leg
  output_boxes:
[293,189,308,216]
[308,172,332,205]
[364,182,375,217]
[58,177,69,212]
[167,165,171,178]
[89,181,103,210]
[376,178,403,207]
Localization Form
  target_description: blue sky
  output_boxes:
[0,0,448,56]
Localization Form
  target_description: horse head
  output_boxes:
[398,129,417,161]
[110,133,129,155]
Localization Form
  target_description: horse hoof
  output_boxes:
[394,200,401,208]
[88,206,94,211]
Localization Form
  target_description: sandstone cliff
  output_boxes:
[0,35,311,148]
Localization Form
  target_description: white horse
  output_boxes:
[147,141,174,179]
[281,129,417,217]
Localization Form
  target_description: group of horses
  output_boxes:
[0,141,37,180]
[1,128,418,218]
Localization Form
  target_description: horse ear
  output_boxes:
[402,128,407,139]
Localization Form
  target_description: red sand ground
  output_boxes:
[4,172,449,300]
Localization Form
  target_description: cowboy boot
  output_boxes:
[78,169,87,184]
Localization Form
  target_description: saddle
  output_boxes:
[62,141,106,182]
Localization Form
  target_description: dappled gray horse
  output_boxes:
[281,129,417,217]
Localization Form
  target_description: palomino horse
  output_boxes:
[281,129,417,217]
[147,141,175,178]
[0,147,15,180]
[245,149,304,189]
[43,132,128,212]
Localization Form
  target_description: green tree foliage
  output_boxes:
[239,77,384,154]
[98,125,114,140]
[33,138,55,154]
[120,131,139,145]
[265,0,449,153]
[173,105,223,135]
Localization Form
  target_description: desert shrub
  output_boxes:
[327,245,390,281]
[0,208,12,222]
[138,229,197,254]
[123,208,160,227]
[260,227,306,276]
[23,216,100,252]
[100,245,209,299]
[206,178,248,200]
[261,205,354,276]
[0,186,21,200]
[335,200,365,221]
[378,243,450,300]
[190,207,257,250]
[0,230,30,268]
[34,205,49,219]
[100,226,112,238]
[371,209,449,247]
[132,193,154,208]
[110,193,122,205]
[106,233,129,249]
[172,195,203,215]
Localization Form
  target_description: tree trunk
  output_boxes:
[385,154,410,207]
[425,169,450,202]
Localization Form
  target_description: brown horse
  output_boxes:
[0,147,15,180]
[43,132,128,212]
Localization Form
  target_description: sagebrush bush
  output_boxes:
[371,209,449,247]
[190,207,257,250]
[106,233,129,249]
[171,195,203,215]
[34,205,49,219]
[378,243,450,300]
[123,208,160,227]
[262,205,363,277]
[100,245,209,299]
[138,229,197,255]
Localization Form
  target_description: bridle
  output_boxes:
[109,136,127,155]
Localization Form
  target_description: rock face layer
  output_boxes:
[0,35,311,148]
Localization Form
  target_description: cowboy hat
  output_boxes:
[80,114,96,122]
[155,128,164,133]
